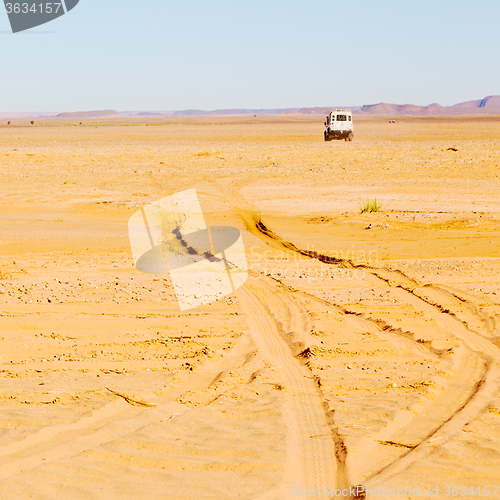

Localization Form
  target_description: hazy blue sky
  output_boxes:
[1,0,499,111]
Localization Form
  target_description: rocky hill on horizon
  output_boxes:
[1,96,499,119]
[356,95,500,115]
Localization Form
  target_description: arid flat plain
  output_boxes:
[0,115,500,499]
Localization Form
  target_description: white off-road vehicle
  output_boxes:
[324,108,353,141]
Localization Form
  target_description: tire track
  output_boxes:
[234,196,500,360]
[369,270,500,361]
[362,361,500,492]
[347,345,489,487]
[262,273,442,362]
[232,191,498,342]
[255,277,353,490]
[238,279,339,493]
[0,400,188,482]
[246,275,445,493]
[0,335,259,482]
[0,275,338,494]
[287,279,500,492]
[231,194,500,490]
[263,277,498,489]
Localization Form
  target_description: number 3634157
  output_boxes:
[5,3,63,14]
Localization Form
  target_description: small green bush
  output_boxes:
[360,198,383,213]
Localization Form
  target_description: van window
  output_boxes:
[348,116,351,121]
[337,115,347,121]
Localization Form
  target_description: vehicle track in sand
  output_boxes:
[233,193,500,354]
[0,260,345,498]
[2,192,497,497]
[232,192,500,362]
[231,192,500,494]
[261,276,500,493]
[238,279,340,495]
[361,360,500,492]
[0,334,261,483]
[0,270,345,498]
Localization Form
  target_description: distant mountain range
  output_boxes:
[282,95,500,116]
[126,96,500,117]
[1,96,499,119]
[356,95,500,115]
[55,110,122,119]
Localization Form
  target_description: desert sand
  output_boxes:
[0,114,499,499]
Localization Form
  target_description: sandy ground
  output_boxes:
[0,115,500,499]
